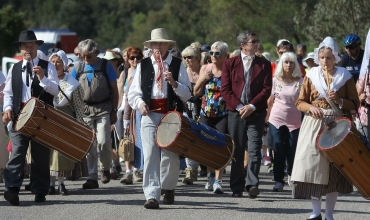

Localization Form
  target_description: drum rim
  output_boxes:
[316,117,352,151]
[155,111,182,148]
[15,98,37,131]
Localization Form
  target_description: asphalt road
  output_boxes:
[0,165,369,220]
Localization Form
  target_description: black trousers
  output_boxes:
[4,122,50,196]
[228,110,266,193]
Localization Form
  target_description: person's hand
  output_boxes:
[309,106,324,119]
[203,70,213,82]
[164,71,177,88]
[359,93,366,102]
[239,105,254,119]
[110,111,117,125]
[33,66,45,80]
[327,90,341,104]
[2,109,13,124]
[140,102,149,116]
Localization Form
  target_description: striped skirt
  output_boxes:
[292,163,353,200]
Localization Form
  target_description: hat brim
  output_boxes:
[12,40,44,48]
[143,40,176,48]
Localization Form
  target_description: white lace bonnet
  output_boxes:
[313,37,341,65]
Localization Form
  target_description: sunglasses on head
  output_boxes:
[183,56,194,60]
[345,45,356,50]
[129,55,142,60]
[209,51,224,57]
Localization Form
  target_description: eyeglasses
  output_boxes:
[278,51,285,55]
[245,40,260,44]
[82,55,92,59]
[129,55,143,60]
[209,51,224,57]
[345,45,356,50]
[284,61,295,65]
[183,56,194,60]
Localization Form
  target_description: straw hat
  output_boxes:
[143,28,176,48]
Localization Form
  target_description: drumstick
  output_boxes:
[149,108,161,112]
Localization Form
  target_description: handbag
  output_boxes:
[118,133,134,162]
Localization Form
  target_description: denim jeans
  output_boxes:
[268,123,299,183]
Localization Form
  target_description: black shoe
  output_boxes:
[101,170,111,184]
[82,179,99,189]
[144,199,159,209]
[163,190,175,205]
[34,194,46,203]
[48,186,56,195]
[247,186,260,199]
[307,214,322,220]
[231,192,243,198]
[4,190,20,206]
[25,183,31,191]
[58,184,68,196]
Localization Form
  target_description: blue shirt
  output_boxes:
[71,59,118,83]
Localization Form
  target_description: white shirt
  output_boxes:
[236,53,256,112]
[0,70,5,85]
[128,54,191,111]
[241,53,255,72]
[3,58,59,112]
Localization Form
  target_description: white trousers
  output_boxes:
[141,112,180,201]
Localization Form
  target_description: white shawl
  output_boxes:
[306,66,352,113]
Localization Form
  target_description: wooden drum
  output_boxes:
[15,98,94,162]
[317,117,370,200]
[155,111,234,170]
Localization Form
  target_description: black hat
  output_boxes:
[12,30,44,48]
[201,44,211,52]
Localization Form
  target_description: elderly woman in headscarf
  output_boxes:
[291,37,359,220]
[48,50,85,195]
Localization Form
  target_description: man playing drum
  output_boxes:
[2,30,59,205]
[128,28,191,209]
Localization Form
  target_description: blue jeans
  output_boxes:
[268,123,299,183]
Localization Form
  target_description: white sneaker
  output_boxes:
[272,181,284,192]
[287,175,292,187]
[205,177,215,191]
[213,181,224,194]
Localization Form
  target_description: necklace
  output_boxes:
[58,72,65,79]
[187,67,200,83]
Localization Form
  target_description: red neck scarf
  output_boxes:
[154,52,169,90]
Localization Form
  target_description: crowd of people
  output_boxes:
[0,28,368,220]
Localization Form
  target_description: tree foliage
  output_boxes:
[1,0,369,59]
[294,0,370,48]
[0,5,26,58]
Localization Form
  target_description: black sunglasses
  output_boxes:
[345,45,356,50]
[245,40,260,44]
[129,55,143,60]
[209,51,224,57]
[183,56,194,60]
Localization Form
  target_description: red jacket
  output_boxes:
[221,55,272,112]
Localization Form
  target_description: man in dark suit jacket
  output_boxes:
[221,30,272,198]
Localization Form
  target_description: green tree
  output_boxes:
[0,5,26,57]
[294,0,370,48]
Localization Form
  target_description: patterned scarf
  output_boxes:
[154,52,168,90]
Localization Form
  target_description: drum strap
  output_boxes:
[58,86,75,115]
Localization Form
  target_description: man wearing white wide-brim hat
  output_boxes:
[128,28,191,209]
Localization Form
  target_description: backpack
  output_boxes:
[75,58,112,90]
